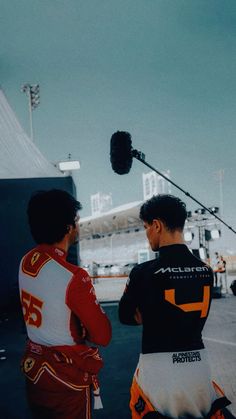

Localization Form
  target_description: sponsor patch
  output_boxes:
[22,250,51,277]
[31,252,40,266]
[23,357,35,373]
[155,266,209,274]
[54,248,64,257]
[172,351,201,364]
[29,342,43,355]
[135,396,146,413]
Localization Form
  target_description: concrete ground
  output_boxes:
[92,272,235,303]
[0,275,235,418]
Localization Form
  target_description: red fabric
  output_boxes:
[37,244,112,346]
[21,340,101,419]
[23,340,104,380]
[26,377,91,419]
[66,272,111,346]
[20,244,112,418]
[19,245,111,419]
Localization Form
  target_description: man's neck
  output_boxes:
[159,231,185,248]
[53,237,70,253]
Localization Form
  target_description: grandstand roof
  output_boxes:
[80,200,144,239]
[0,88,64,179]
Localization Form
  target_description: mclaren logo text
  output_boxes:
[154,266,209,274]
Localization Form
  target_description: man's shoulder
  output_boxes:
[66,267,93,298]
[189,253,213,271]
[21,247,52,277]
[73,267,91,281]
[130,258,157,276]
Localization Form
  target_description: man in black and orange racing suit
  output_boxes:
[19,190,112,419]
[119,194,231,419]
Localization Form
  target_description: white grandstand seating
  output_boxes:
[80,229,149,266]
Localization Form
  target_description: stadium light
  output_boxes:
[210,229,221,239]
[195,208,206,215]
[184,231,194,242]
[21,83,40,141]
[209,206,219,214]
[205,229,221,241]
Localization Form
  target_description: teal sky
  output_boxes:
[1,0,236,251]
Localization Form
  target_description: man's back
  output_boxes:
[19,244,111,347]
[119,194,230,418]
[119,244,213,353]
[119,245,231,418]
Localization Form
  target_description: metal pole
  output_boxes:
[110,234,113,264]
[132,150,236,235]
[28,89,34,142]
[22,83,40,142]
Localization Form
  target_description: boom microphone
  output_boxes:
[109,130,236,235]
[110,131,133,175]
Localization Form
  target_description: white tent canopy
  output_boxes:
[0,88,63,179]
[79,201,143,239]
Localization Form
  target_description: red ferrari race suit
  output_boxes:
[119,244,231,419]
[19,244,112,419]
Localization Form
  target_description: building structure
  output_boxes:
[0,88,78,309]
[91,192,112,216]
[79,170,222,271]
[142,170,171,200]
[79,170,171,268]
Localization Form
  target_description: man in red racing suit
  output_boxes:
[19,189,112,419]
[119,194,231,419]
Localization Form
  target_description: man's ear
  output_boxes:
[67,225,73,234]
[153,219,162,232]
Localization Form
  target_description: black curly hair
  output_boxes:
[27,189,82,244]
[139,194,187,231]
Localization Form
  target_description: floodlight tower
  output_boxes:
[21,83,40,141]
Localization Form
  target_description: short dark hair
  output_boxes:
[27,189,82,244]
[139,194,187,231]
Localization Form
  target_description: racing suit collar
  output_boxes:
[159,243,188,253]
[37,244,67,260]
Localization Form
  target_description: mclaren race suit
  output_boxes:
[19,244,112,419]
[119,244,231,419]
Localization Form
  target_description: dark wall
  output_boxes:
[0,176,79,311]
